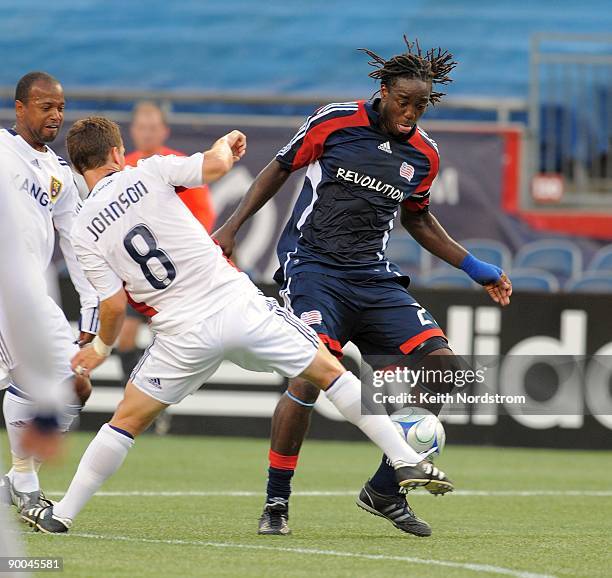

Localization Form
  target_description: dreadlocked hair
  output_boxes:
[359,35,457,105]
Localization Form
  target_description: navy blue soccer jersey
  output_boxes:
[274,99,439,285]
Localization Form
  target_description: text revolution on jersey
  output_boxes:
[335,167,403,201]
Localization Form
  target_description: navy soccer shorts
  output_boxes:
[280,272,448,359]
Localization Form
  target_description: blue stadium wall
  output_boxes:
[1,1,611,97]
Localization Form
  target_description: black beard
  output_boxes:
[379,116,400,137]
[36,130,58,144]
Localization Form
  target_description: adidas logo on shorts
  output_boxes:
[148,377,162,388]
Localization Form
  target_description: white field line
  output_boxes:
[62,532,557,578]
[45,489,612,497]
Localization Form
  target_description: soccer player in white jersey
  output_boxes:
[0,162,70,563]
[0,72,99,514]
[21,117,454,533]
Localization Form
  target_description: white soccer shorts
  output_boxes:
[130,293,320,405]
[0,297,79,394]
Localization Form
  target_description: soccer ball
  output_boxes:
[391,407,446,459]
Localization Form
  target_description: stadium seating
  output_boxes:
[539,101,610,175]
[565,272,612,293]
[462,238,512,271]
[4,2,611,98]
[385,236,612,294]
[421,270,476,290]
[384,234,428,273]
[508,268,560,292]
[427,239,511,273]
[514,240,583,280]
[587,244,612,271]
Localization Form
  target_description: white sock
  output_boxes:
[8,466,39,494]
[3,391,34,459]
[53,424,134,521]
[3,391,39,493]
[324,372,422,467]
[4,390,82,492]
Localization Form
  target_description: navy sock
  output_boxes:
[266,467,294,502]
[368,454,398,496]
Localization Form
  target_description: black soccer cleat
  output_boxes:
[395,460,454,495]
[356,481,432,537]
[258,498,291,535]
[38,489,55,509]
[21,505,72,534]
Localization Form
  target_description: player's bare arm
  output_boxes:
[400,206,467,266]
[71,288,127,377]
[203,130,247,183]
[400,205,512,305]
[213,159,291,257]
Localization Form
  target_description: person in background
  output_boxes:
[118,101,217,378]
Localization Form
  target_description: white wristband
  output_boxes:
[92,336,113,357]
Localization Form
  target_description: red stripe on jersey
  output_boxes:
[399,328,446,355]
[402,194,430,213]
[409,130,439,194]
[268,449,299,470]
[211,237,240,271]
[318,333,343,358]
[124,288,158,317]
[292,101,370,171]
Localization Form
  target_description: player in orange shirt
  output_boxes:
[118,101,217,380]
[124,101,215,232]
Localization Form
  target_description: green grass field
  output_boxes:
[3,432,611,578]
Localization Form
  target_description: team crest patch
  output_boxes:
[300,310,323,326]
[50,176,63,202]
[399,162,415,182]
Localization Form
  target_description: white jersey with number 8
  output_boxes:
[71,154,257,335]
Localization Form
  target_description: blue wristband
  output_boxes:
[460,253,502,285]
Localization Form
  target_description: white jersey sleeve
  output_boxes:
[138,153,204,189]
[53,175,100,331]
[71,239,124,302]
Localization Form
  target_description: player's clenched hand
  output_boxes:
[225,130,247,161]
[205,131,247,183]
[71,344,106,377]
[211,224,236,258]
[485,272,512,306]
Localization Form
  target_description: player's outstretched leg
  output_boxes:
[258,342,454,537]
[300,344,453,493]
[258,378,319,535]
[22,381,166,533]
[3,389,53,512]
[3,376,91,514]
[357,346,458,533]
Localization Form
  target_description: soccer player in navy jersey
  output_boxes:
[214,37,512,537]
